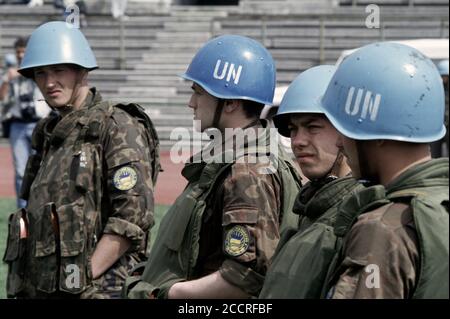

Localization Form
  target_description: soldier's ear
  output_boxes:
[223,99,241,113]
[74,66,89,84]
[81,69,89,83]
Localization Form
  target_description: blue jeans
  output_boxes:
[9,121,36,208]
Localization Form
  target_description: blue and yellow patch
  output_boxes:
[113,166,138,191]
[224,225,250,257]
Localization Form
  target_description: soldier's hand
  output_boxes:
[7,68,20,82]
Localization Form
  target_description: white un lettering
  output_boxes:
[344,86,381,122]
[213,59,243,85]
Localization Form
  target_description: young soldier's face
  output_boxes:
[34,64,85,109]
[188,82,219,132]
[289,114,342,180]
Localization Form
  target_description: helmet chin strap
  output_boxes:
[312,149,344,185]
[328,150,344,178]
[355,140,378,186]
[212,99,225,129]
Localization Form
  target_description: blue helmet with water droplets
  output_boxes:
[320,42,445,143]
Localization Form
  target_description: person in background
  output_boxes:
[111,0,128,21]
[0,37,50,208]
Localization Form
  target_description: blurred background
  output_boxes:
[0,0,448,298]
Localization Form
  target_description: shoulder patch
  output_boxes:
[224,225,250,257]
[113,166,138,191]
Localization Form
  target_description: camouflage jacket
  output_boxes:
[3,88,160,299]
[326,158,448,299]
[124,120,301,299]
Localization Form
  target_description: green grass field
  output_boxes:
[0,198,169,299]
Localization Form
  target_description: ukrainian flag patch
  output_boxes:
[113,166,138,191]
[224,225,250,257]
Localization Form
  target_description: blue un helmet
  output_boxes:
[321,42,446,143]
[180,34,276,105]
[437,59,449,76]
[273,65,336,137]
[18,21,97,78]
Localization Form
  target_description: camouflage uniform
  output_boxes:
[3,88,159,299]
[124,120,301,298]
[325,158,449,299]
[196,153,283,293]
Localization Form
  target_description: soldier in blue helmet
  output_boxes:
[3,21,160,299]
[320,42,448,298]
[259,65,363,298]
[123,34,301,299]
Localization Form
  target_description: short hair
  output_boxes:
[241,99,264,119]
[14,37,28,49]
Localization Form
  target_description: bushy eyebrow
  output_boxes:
[191,84,204,93]
[34,65,70,73]
[291,115,323,127]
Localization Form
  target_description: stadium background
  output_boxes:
[0,0,448,299]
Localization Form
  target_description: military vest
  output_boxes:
[124,126,301,299]
[3,94,160,298]
[323,158,449,299]
[259,176,363,299]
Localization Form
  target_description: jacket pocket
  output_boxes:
[163,194,198,252]
[3,209,27,297]
[33,203,58,293]
[156,185,201,275]
[57,198,87,293]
